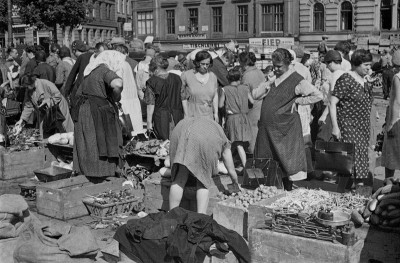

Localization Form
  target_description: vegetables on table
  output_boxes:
[359,177,400,227]
[7,127,40,151]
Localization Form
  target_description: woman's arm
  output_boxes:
[146,105,155,130]
[213,87,219,123]
[218,88,225,108]
[388,75,400,130]
[222,146,239,185]
[329,95,341,139]
[110,78,123,102]
[180,73,189,118]
[295,80,323,105]
[252,82,270,100]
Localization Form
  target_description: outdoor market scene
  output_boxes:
[0,0,400,262]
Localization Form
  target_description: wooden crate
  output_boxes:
[36,176,125,220]
[214,193,286,240]
[0,147,45,180]
[250,228,364,263]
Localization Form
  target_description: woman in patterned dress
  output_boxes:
[330,49,374,192]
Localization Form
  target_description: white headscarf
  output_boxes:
[83,50,127,77]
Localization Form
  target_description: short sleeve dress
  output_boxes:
[180,70,218,119]
[331,73,373,179]
[223,84,252,143]
[169,117,230,189]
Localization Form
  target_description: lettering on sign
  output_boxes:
[183,43,225,49]
[249,38,295,47]
[178,34,207,40]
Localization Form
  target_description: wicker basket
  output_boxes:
[83,197,141,220]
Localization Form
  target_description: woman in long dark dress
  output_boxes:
[253,48,322,190]
[73,51,124,178]
[330,49,373,192]
[145,55,184,140]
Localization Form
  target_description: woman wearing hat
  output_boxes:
[329,49,374,191]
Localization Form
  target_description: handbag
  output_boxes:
[243,158,283,188]
[40,98,66,134]
[314,139,355,174]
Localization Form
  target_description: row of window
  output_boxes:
[91,2,113,20]
[116,0,131,14]
[137,0,399,36]
[136,4,285,36]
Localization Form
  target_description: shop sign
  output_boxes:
[249,37,294,47]
[179,26,185,32]
[380,39,391,46]
[182,43,225,49]
[202,25,209,32]
[123,23,132,32]
[178,33,207,40]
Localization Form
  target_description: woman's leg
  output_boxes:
[169,164,190,210]
[196,188,210,214]
[237,143,247,167]
[385,167,395,178]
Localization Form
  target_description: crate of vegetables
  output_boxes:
[83,189,142,220]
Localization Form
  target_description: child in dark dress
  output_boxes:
[219,67,253,167]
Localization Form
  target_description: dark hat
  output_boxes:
[371,62,382,73]
[324,50,342,63]
[167,50,178,58]
[71,40,87,52]
[177,53,186,63]
[322,35,329,39]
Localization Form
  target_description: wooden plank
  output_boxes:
[250,229,364,263]
[213,199,248,239]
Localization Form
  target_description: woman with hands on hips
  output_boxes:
[180,50,219,122]
[329,49,373,192]
[13,74,73,139]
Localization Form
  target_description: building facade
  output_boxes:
[1,1,118,49]
[131,0,299,51]
[299,0,400,52]
[115,0,134,40]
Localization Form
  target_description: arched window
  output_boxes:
[381,0,392,30]
[314,3,325,31]
[341,1,353,30]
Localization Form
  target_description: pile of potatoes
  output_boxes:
[217,185,283,209]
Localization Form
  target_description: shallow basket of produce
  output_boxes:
[82,189,143,220]
[34,166,73,182]
[83,197,141,220]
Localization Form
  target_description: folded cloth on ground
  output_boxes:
[14,218,99,263]
[0,194,28,216]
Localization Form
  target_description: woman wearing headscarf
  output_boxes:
[73,50,124,178]
[145,55,183,140]
[239,51,265,154]
[180,50,219,122]
[253,48,322,190]
[13,74,73,139]
[330,49,374,192]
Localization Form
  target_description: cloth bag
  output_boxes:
[314,140,355,174]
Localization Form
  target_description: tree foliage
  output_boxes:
[0,0,8,30]
[15,0,93,30]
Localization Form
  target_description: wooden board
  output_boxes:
[36,176,125,220]
[250,228,364,263]
[0,148,45,180]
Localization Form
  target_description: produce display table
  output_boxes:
[247,196,400,263]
